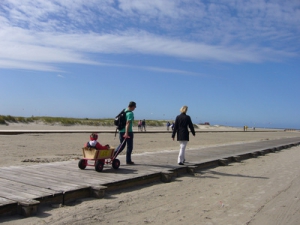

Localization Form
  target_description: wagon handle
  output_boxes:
[112,137,128,160]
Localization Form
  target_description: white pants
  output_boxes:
[178,141,188,163]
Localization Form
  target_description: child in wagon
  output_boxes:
[84,133,110,150]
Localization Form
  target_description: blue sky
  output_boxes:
[0,0,299,129]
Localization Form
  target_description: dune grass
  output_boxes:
[0,115,198,128]
[0,115,34,125]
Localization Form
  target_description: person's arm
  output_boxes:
[188,116,196,136]
[172,117,178,140]
[96,142,109,150]
[123,120,131,138]
[123,111,133,138]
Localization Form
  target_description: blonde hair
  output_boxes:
[180,105,188,114]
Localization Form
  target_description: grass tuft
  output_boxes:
[0,116,7,125]
[0,115,198,128]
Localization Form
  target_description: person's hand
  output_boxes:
[105,144,110,148]
[123,133,130,138]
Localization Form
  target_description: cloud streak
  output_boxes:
[0,0,299,72]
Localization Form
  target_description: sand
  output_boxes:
[0,124,297,167]
[0,124,300,224]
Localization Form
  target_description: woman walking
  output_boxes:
[172,106,196,165]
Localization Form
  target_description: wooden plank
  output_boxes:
[34,159,130,172]
[0,169,86,192]
[24,163,124,180]
[0,178,57,197]
[37,161,81,171]
[18,166,117,186]
[0,163,132,190]
[0,166,85,186]
[39,160,169,181]
[0,190,40,217]
[0,197,16,207]
[17,161,129,182]
[0,197,18,216]
[15,166,99,185]
[31,160,118,173]
[29,162,148,184]
[0,186,40,200]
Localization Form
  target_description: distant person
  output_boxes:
[166,121,170,131]
[114,101,136,165]
[138,120,142,132]
[142,119,146,132]
[172,106,195,165]
[171,122,175,130]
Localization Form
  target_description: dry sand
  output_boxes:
[0,124,300,224]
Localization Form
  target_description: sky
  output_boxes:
[0,0,299,129]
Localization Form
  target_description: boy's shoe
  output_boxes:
[178,162,184,165]
[126,161,135,165]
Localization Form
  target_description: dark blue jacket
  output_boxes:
[172,113,195,141]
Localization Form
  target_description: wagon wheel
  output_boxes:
[78,159,87,170]
[112,158,120,169]
[95,160,104,172]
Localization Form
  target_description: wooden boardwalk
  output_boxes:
[0,137,300,217]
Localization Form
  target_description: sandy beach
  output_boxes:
[0,124,300,224]
[0,123,296,167]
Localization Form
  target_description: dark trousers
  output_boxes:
[115,132,134,163]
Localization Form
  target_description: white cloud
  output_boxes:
[0,59,60,72]
[118,0,179,17]
[0,0,299,72]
